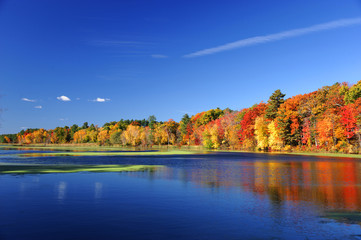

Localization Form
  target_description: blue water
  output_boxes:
[1,151,361,239]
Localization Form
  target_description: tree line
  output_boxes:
[2,81,361,153]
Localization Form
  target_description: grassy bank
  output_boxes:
[0,144,145,151]
[0,164,163,174]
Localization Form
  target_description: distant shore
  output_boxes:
[1,143,361,159]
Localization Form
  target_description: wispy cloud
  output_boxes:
[59,118,68,121]
[92,97,111,102]
[151,54,168,59]
[34,106,42,109]
[184,17,361,58]
[57,96,71,101]
[21,98,36,102]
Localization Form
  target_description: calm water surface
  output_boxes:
[1,150,361,240]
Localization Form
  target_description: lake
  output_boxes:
[1,149,361,239]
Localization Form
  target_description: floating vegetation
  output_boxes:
[323,211,361,225]
[0,164,163,174]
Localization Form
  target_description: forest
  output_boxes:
[2,81,361,153]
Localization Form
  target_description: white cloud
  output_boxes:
[57,96,71,101]
[34,106,42,109]
[92,97,110,102]
[151,54,168,59]
[21,98,36,102]
[184,17,361,58]
[59,118,68,121]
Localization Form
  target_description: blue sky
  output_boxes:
[1,0,361,134]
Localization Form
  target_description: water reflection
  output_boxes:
[94,182,103,199]
[2,155,361,239]
[143,160,361,212]
[57,181,67,201]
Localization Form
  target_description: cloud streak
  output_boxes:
[92,97,110,102]
[57,96,71,101]
[21,98,36,102]
[34,106,42,109]
[183,17,361,58]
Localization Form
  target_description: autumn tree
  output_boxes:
[254,116,269,149]
[268,121,283,150]
[239,103,267,149]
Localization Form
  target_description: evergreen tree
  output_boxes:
[82,122,89,129]
[148,115,157,129]
[180,114,191,136]
[265,89,286,120]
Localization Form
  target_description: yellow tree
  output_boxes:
[97,129,110,145]
[121,124,141,146]
[153,123,168,145]
[268,121,283,150]
[210,124,221,149]
[73,129,87,143]
[139,127,151,147]
[32,129,48,143]
[254,116,269,149]
[86,130,98,143]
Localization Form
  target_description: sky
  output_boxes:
[1,0,361,134]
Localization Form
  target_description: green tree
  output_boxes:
[180,114,191,136]
[70,124,79,139]
[110,131,122,145]
[344,80,361,104]
[148,115,157,129]
[265,89,286,120]
[82,122,89,129]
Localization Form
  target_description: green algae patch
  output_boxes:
[0,164,163,174]
[18,150,196,157]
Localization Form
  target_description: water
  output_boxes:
[1,151,361,239]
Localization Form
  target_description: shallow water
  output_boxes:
[1,150,361,239]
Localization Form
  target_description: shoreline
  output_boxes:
[1,144,361,159]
